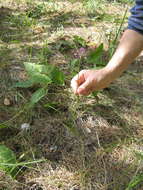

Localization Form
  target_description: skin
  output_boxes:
[71,29,143,96]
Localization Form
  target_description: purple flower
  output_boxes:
[73,47,87,58]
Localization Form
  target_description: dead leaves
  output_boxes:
[33,26,45,35]
[4,97,11,106]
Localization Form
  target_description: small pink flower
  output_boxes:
[73,47,87,58]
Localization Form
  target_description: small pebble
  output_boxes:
[21,123,30,131]
[85,127,91,133]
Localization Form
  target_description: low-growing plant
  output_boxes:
[38,43,52,62]
[8,14,35,28]
[0,144,45,178]
[117,0,133,4]
[56,39,75,53]
[27,4,47,19]
[0,145,17,176]
[69,59,81,76]
[87,43,106,68]
[14,62,65,106]
[73,35,87,48]
[83,0,103,16]
[125,173,143,190]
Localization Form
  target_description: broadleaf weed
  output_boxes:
[14,62,65,105]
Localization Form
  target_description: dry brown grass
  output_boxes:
[1,0,143,190]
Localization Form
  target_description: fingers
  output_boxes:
[71,68,110,96]
[71,75,78,94]
[77,79,91,95]
[71,70,93,96]
[71,70,86,94]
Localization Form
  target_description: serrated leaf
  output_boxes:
[30,88,47,105]
[0,145,16,174]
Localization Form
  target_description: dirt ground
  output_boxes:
[0,0,143,190]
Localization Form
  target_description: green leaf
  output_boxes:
[69,59,81,76]
[30,88,47,105]
[14,74,51,88]
[135,151,143,160]
[92,91,99,97]
[0,145,17,175]
[73,35,86,47]
[44,102,59,112]
[23,62,63,82]
[87,43,104,64]
[0,125,7,129]
[14,80,35,88]
[24,62,53,76]
[49,66,65,85]
[31,73,52,84]
[24,62,45,75]
[16,62,64,88]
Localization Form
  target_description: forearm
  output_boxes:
[105,29,143,79]
[71,29,143,95]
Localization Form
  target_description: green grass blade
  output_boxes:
[125,173,143,190]
[30,87,47,105]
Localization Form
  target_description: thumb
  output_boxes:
[71,70,86,94]
[77,79,91,95]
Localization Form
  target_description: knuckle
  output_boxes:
[79,69,87,74]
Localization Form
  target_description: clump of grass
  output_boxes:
[107,7,128,57]
[117,0,133,4]
[125,173,143,190]
[8,13,35,28]
[83,0,103,16]
[27,3,47,19]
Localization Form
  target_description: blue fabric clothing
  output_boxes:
[128,0,143,34]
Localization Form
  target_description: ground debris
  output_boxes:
[4,97,11,106]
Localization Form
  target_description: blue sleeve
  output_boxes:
[128,0,143,35]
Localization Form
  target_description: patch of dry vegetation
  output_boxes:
[1,0,143,190]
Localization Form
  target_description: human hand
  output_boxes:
[71,30,143,96]
[71,68,113,96]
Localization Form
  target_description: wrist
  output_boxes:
[105,29,143,79]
